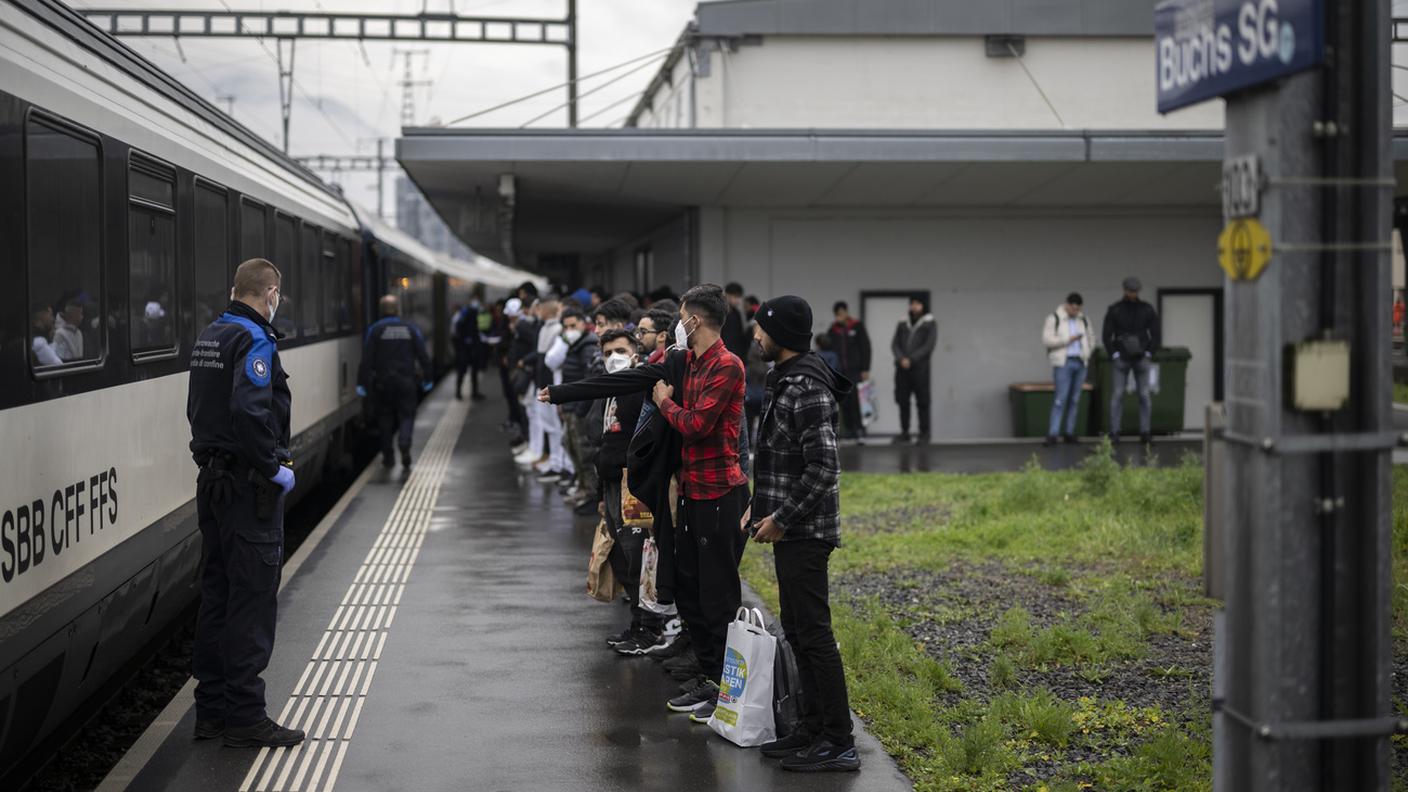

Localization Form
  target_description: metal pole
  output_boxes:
[1217,0,1393,790]
[276,37,296,153]
[566,0,578,127]
[376,138,386,219]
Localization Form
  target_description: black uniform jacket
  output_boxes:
[358,316,432,390]
[187,301,291,480]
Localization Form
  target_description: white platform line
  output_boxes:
[239,399,467,792]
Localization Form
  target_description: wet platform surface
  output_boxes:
[119,388,912,792]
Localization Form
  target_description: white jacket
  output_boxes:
[1042,305,1094,366]
[53,315,83,361]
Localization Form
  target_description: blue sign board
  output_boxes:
[1155,0,1323,113]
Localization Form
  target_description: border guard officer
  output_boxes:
[358,294,433,469]
[186,258,305,748]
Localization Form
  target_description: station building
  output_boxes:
[398,0,1404,438]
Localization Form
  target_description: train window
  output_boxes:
[194,181,230,330]
[26,114,103,373]
[273,213,297,338]
[240,199,267,266]
[321,231,338,333]
[129,155,177,356]
[299,223,321,337]
[344,238,359,332]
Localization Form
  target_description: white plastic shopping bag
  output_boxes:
[858,380,877,426]
[709,607,777,747]
[638,537,677,616]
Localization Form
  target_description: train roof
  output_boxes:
[5,0,357,232]
[351,204,547,292]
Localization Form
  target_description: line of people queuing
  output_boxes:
[453,281,864,772]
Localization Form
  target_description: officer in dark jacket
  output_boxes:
[358,294,432,468]
[451,292,484,401]
[186,258,304,749]
[1100,277,1162,444]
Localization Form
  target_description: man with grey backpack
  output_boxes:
[1101,277,1161,445]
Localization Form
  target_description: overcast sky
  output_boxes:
[69,0,697,220]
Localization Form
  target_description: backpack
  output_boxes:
[772,631,804,738]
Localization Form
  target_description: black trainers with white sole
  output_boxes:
[613,628,662,656]
[688,699,717,724]
[779,739,861,772]
[760,730,815,759]
[667,679,719,713]
[222,717,305,749]
[605,627,633,648]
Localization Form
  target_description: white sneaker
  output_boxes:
[514,450,538,465]
[510,442,529,455]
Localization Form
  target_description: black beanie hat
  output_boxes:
[756,295,813,353]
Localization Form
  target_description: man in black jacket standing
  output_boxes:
[721,282,750,361]
[750,295,860,773]
[1100,277,1161,444]
[890,295,937,444]
[827,300,871,442]
[556,308,602,513]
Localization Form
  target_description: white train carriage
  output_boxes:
[0,1,469,781]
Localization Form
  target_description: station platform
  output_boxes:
[105,387,912,792]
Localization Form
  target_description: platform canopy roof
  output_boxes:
[396,127,1408,263]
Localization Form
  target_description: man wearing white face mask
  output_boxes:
[552,309,601,508]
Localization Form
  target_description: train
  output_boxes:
[0,0,542,782]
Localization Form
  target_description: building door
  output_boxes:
[861,291,926,436]
[1159,290,1223,431]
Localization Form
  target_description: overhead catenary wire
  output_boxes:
[443,46,674,126]
[577,90,648,125]
[519,54,667,127]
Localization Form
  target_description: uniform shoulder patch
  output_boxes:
[249,355,271,385]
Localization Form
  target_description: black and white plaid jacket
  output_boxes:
[751,352,851,547]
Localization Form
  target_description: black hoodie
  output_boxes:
[751,351,852,546]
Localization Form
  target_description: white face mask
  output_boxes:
[267,290,280,323]
[605,352,633,374]
[674,316,693,349]
[563,328,583,344]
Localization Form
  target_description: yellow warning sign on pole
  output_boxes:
[1217,218,1273,281]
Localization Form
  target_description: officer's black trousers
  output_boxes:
[673,484,748,682]
[375,379,418,459]
[775,538,853,746]
[895,365,932,437]
[193,475,283,727]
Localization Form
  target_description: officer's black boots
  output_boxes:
[223,718,305,748]
[193,720,224,740]
[400,447,412,469]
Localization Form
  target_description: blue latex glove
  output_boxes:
[356,385,367,397]
[270,465,295,495]
[422,381,433,393]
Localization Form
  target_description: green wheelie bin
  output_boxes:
[1089,346,1192,436]
[1008,382,1094,437]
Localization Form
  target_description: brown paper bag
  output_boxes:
[620,468,655,529]
[586,518,620,603]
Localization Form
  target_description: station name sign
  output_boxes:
[1155,0,1323,113]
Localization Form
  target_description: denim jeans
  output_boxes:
[1048,358,1087,437]
[1110,356,1153,435]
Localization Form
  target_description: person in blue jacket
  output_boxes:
[186,258,303,749]
[359,294,433,469]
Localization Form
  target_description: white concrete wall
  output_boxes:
[637,35,1223,130]
[695,206,1223,438]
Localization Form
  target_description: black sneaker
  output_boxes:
[650,631,690,662]
[400,449,412,468]
[614,628,662,656]
[689,699,717,724]
[574,500,599,517]
[605,627,633,648]
[1140,432,1153,445]
[890,434,911,445]
[193,719,224,740]
[1108,433,1121,445]
[222,717,305,748]
[637,631,674,656]
[779,739,861,772]
[760,730,815,759]
[663,651,701,673]
[1042,435,1057,447]
[1062,434,1078,444]
[667,679,718,713]
[537,469,565,482]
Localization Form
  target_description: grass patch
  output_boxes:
[1394,381,1408,405]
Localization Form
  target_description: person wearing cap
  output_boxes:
[1042,292,1095,446]
[1101,277,1162,444]
[890,295,937,444]
[750,295,860,772]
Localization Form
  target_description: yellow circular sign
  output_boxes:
[1217,218,1273,281]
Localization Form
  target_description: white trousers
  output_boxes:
[533,399,572,473]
